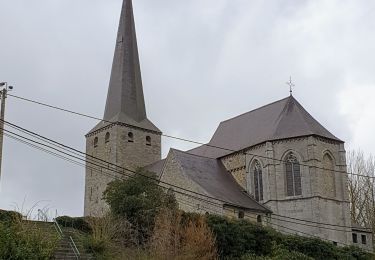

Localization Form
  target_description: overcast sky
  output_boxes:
[0,0,374,217]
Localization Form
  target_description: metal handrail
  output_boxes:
[69,236,81,259]
[53,218,63,237]
[37,209,49,222]
[53,216,81,259]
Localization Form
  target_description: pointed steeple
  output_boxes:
[104,0,147,124]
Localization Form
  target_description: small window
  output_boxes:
[105,132,110,143]
[333,242,337,246]
[94,137,98,148]
[128,132,134,142]
[146,136,151,146]
[362,235,367,245]
[238,211,245,219]
[257,215,262,223]
[352,233,358,243]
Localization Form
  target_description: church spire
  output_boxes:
[104,0,146,123]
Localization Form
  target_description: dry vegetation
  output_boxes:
[347,150,375,232]
[150,209,217,260]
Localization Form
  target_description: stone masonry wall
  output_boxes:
[220,136,353,246]
[160,151,224,215]
[160,150,268,221]
[84,123,161,216]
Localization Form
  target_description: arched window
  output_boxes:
[285,153,302,196]
[253,160,263,201]
[146,136,151,146]
[105,132,110,143]
[128,132,134,143]
[94,137,98,148]
[323,153,336,198]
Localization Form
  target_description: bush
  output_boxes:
[0,220,59,259]
[0,209,22,223]
[103,168,178,244]
[206,215,274,258]
[206,214,372,260]
[83,236,107,255]
[56,216,91,233]
[337,245,373,260]
[277,235,337,259]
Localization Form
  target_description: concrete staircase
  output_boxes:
[53,228,94,260]
[28,220,93,259]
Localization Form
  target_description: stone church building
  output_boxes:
[84,0,372,250]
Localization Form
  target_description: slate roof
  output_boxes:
[170,149,271,213]
[88,0,160,134]
[144,159,166,178]
[190,96,342,158]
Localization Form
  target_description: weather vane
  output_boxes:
[286,76,294,96]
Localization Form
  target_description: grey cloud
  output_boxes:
[0,0,374,216]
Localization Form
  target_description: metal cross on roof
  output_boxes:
[286,76,295,96]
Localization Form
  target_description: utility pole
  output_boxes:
[0,82,13,185]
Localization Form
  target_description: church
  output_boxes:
[84,0,372,250]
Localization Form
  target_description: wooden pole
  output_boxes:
[0,88,7,185]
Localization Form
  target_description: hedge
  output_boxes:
[203,214,372,260]
[0,210,22,223]
[56,216,91,233]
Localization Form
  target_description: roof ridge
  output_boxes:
[272,96,313,137]
[173,148,217,160]
[220,96,291,124]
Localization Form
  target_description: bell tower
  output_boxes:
[84,0,161,216]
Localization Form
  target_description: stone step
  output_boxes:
[54,253,93,260]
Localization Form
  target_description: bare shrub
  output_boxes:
[347,150,375,231]
[85,213,138,256]
[180,216,217,260]
[150,210,217,260]
[150,209,182,258]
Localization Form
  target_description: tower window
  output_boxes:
[362,235,367,245]
[128,132,134,142]
[105,132,110,143]
[253,160,263,201]
[352,233,358,243]
[285,153,302,196]
[94,137,98,148]
[146,136,151,146]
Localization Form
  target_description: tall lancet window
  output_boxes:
[323,153,336,198]
[253,160,263,202]
[285,153,302,196]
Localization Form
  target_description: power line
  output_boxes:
[4,130,225,211]
[2,122,254,211]
[3,120,369,231]
[272,213,362,230]
[7,131,375,253]
[3,120,368,232]
[3,126,234,211]
[7,93,374,179]
[5,125,359,247]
